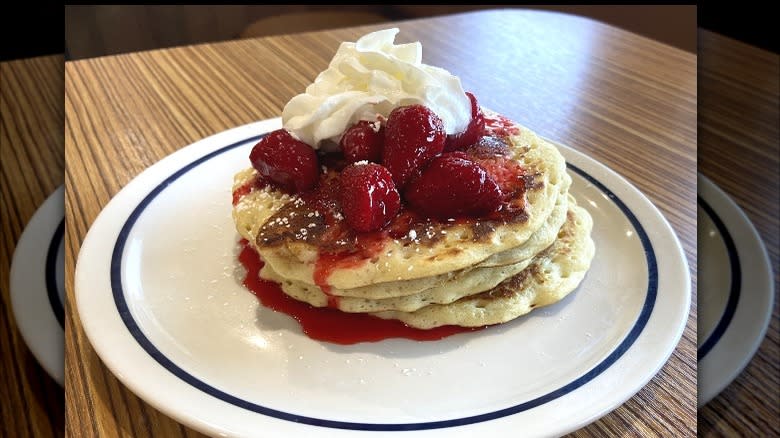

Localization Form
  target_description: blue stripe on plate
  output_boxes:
[111,135,657,430]
[46,218,65,329]
[696,196,741,360]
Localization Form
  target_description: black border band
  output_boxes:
[697,196,741,360]
[45,218,65,329]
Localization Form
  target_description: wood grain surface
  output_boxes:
[1,55,65,437]
[697,30,779,437]
[63,10,697,437]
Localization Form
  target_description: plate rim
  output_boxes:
[75,120,691,436]
[696,173,774,407]
[9,185,66,386]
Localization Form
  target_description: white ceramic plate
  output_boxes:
[697,174,774,407]
[75,119,690,437]
[10,185,65,386]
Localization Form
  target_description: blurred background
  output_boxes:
[64,5,696,60]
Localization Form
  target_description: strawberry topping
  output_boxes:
[340,120,384,164]
[404,153,502,219]
[382,105,446,189]
[246,95,528,233]
[249,129,319,193]
[339,163,401,232]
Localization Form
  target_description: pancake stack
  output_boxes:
[232,110,594,329]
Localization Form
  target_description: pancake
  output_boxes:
[372,202,595,328]
[263,195,583,314]
[473,180,569,269]
[232,113,569,290]
[261,194,574,309]
[260,256,534,313]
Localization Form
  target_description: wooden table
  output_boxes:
[1,55,65,437]
[697,30,779,436]
[64,10,697,437]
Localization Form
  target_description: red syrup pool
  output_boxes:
[238,239,483,345]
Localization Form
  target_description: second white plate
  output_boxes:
[697,174,774,407]
[10,185,65,385]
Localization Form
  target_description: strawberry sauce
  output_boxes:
[238,240,480,345]
[312,235,385,307]
[484,114,521,137]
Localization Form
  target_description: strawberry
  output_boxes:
[340,120,384,164]
[444,92,485,152]
[405,153,501,219]
[249,129,319,193]
[339,163,401,232]
[382,105,446,189]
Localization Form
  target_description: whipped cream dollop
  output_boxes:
[282,28,471,149]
